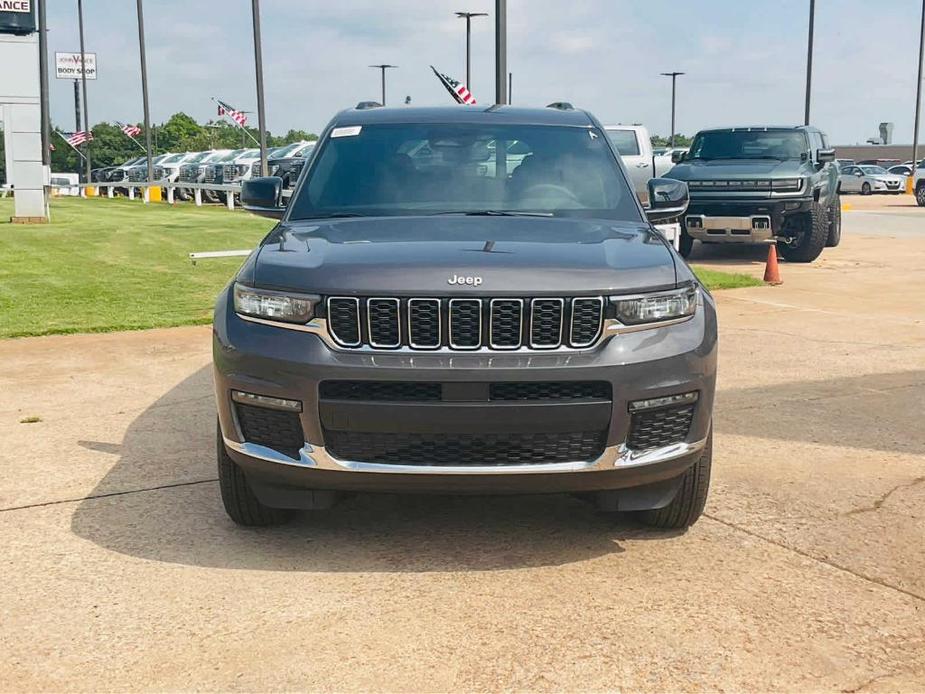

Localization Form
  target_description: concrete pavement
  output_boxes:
[1,207,923,691]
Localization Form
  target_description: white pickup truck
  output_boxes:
[604,124,674,204]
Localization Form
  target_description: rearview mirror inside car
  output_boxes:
[645,178,689,224]
[241,177,284,219]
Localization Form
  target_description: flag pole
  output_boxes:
[116,123,148,153]
[212,97,262,146]
[55,130,88,162]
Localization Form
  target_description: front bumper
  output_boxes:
[684,196,814,241]
[213,285,717,498]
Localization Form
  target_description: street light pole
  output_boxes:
[660,72,684,147]
[911,0,925,173]
[804,0,816,125]
[495,0,507,104]
[252,0,269,176]
[77,0,91,184]
[455,11,488,91]
[369,64,397,105]
[135,0,153,184]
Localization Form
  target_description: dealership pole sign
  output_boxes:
[0,0,35,35]
[55,52,97,80]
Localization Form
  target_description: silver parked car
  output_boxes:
[838,164,905,195]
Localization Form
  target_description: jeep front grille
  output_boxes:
[326,296,604,352]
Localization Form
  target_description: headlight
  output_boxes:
[233,283,317,323]
[771,178,803,192]
[611,285,698,325]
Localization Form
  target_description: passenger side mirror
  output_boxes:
[671,150,687,164]
[241,176,285,219]
[645,178,689,224]
[817,148,836,164]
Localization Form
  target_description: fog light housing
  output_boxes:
[629,391,699,412]
[231,390,302,412]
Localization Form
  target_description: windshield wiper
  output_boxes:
[431,210,554,217]
[304,212,367,219]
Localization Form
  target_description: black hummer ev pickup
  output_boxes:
[667,126,841,262]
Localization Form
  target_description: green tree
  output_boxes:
[651,133,693,148]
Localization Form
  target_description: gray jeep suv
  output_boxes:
[214,104,717,529]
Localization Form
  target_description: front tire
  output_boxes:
[916,183,925,207]
[779,201,829,263]
[825,196,842,247]
[217,423,291,526]
[637,432,712,530]
[861,182,872,195]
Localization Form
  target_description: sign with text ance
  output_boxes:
[0,0,35,35]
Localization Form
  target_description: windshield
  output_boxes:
[295,143,315,157]
[289,123,638,221]
[219,149,244,162]
[186,152,209,163]
[271,142,303,158]
[161,153,186,164]
[860,165,887,175]
[688,130,808,161]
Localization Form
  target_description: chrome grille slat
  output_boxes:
[328,296,603,351]
[366,298,401,348]
[529,298,564,349]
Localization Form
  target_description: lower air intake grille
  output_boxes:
[235,403,304,460]
[323,430,607,466]
[627,404,694,452]
[489,381,611,401]
[319,381,442,401]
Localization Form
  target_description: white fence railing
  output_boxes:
[60,180,293,210]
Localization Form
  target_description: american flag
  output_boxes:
[216,99,248,127]
[430,66,477,105]
[65,131,93,147]
[121,123,142,137]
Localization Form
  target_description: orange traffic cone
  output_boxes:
[764,243,782,285]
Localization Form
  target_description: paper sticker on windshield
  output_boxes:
[331,126,362,138]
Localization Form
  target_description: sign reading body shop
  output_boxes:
[0,0,36,35]
[55,52,98,80]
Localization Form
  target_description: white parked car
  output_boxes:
[837,164,905,195]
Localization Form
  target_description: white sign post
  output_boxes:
[54,51,97,80]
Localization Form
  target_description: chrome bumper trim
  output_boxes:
[222,435,707,476]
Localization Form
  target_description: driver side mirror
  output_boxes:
[645,178,689,224]
[817,148,836,164]
[241,176,284,219]
[855,171,864,177]
[671,150,687,164]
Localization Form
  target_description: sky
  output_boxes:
[45,0,925,145]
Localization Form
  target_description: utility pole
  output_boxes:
[77,0,92,183]
[911,0,925,173]
[38,0,50,169]
[495,0,507,104]
[804,0,816,125]
[252,0,269,176]
[135,0,153,183]
[660,72,684,147]
[455,11,487,91]
[369,64,397,105]
[73,81,81,132]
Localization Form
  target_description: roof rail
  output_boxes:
[355,101,383,110]
[546,102,574,111]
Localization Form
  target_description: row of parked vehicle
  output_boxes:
[90,141,316,200]
[835,158,925,196]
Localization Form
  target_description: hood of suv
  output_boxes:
[667,158,808,181]
[252,216,679,295]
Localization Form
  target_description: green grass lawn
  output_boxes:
[0,198,760,339]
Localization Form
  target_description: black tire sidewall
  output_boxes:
[779,201,829,263]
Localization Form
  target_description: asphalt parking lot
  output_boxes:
[1,198,924,691]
